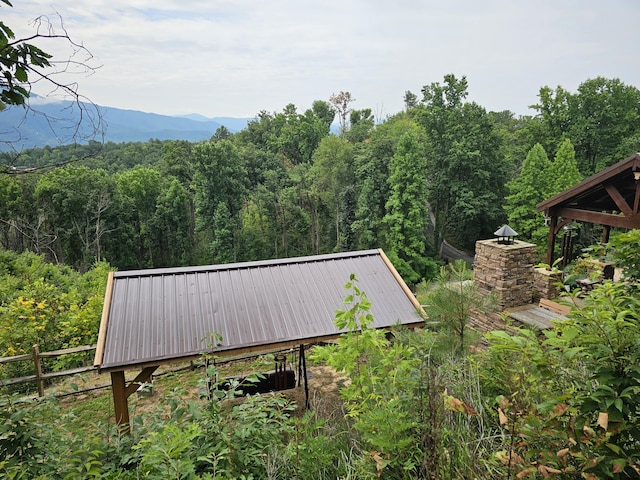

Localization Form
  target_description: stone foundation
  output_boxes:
[474,239,537,310]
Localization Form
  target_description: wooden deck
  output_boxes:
[507,304,568,330]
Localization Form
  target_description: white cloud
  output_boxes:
[3,1,640,118]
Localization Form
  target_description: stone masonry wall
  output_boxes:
[474,239,537,310]
[533,268,562,301]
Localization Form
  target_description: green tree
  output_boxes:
[531,77,640,175]
[150,178,193,267]
[159,140,193,187]
[34,166,115,269]
[210,201,234,263]
[345,108,375,143]
[0,173,22,248]
[239,103,331,165]
[193,139,246,261]
[416,74,509,251]
[504,143,553,244]
[404,90,418,112]
[272,104,329,164]
[548,138,582,196]
[338,185,357,251]
[425,260,493,354]
[352,113,417,249]
[311,99,336,131]
[382,129,430,283]
[114,166,164,268]
[309,136,354,252]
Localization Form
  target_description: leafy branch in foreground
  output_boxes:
[487,281,640,479]
[0,0,103,159]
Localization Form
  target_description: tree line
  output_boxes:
[1,74,640,282]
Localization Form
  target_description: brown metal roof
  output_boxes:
[95,249,425,372]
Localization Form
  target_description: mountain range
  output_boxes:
[0,97,252,151]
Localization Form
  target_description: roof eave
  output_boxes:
[536,153,640,213]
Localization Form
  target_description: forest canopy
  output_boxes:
[1,74,639,283]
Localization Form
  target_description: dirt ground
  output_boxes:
[47,358,349,424]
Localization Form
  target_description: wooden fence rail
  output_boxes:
[0,344,96,396]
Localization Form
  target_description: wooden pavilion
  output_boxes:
[537,153,640,265]
[94,249,426,431]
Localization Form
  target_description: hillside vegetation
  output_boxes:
[1,241,639,478]
[2,74,640,478]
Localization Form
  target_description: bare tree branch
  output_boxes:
[0,6,105,166]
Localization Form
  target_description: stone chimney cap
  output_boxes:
[494,225,518,237]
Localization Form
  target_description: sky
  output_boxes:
[4,1,640,120]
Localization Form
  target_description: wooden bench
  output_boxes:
[539,298,571,316]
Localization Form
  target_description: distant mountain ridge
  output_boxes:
[0,97,252,151]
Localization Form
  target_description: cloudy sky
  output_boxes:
[5,1,639,119]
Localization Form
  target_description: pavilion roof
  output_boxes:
[94,249,425,372]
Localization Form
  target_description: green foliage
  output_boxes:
[383,129,431,282]
[0,1,52,110]
[35,165,116,269]
[548,138,582,196]
[309,135,355,252]
[532,77,640,175]
[352,113,416,250]
[607,228,640,282]
[210,202,234,263]
[416,73,509,250]
[315,275,495,478]
[313,276,425,477]
[484,281,640,478]
[504,143,552,245]
[134,422,201,478]
[0,252,108,385]
[0,399,44,476]
[425,260,494,354]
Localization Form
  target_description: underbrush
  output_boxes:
[3,266,640,478]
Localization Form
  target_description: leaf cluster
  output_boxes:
[0,0,52,110]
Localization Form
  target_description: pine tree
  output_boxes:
[548,138,582,196]
[504,143,552,243]
[383,130,430,282]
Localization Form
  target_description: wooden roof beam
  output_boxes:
[551,207,639,230]
[604,183,633,216]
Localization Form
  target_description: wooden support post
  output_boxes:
[32,344,44,397]
[546,216,558,266]
[602,225,611,245]
[110,366,159,434]
[111,371,130,432]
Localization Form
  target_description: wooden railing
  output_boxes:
[0,344,96,396]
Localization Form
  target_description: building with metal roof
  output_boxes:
[94,249,425,428]
[537,153,640,264]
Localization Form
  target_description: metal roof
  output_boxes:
[95,249,425,372]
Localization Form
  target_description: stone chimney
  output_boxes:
[473,238,537,310]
